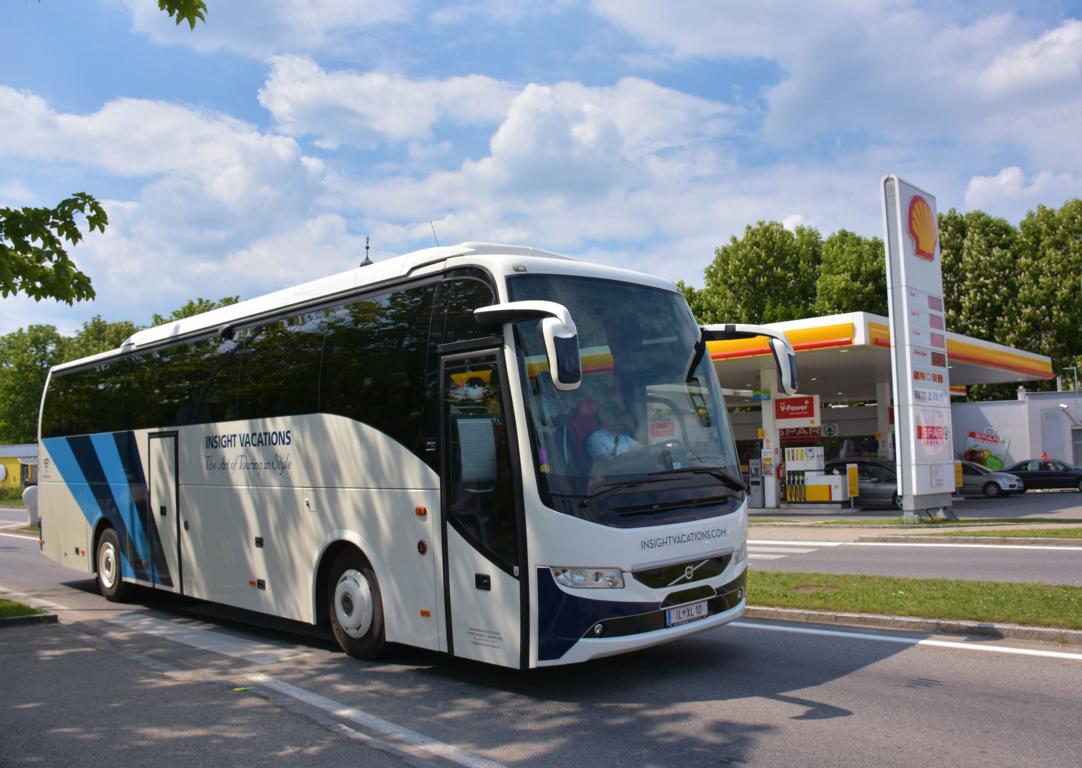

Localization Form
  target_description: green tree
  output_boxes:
[938,209,1020,345]
[151,296,239,326]
[1013,199,1082,380]
[160,0,208,29]
[0,194,107,304]
[63,316,141,363]
[0,325,67,443]
[813,229,887,316]
[695,221,822,324]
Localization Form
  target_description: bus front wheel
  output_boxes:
[96,528,132,602]
[328,548,385,660]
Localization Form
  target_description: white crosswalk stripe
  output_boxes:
[747,539,843,561]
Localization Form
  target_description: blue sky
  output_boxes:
[2,0,1081,335]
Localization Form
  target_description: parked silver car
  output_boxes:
[824,458,900,508]
[959,461,1023,498]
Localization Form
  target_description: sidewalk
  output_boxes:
[0,621,404,768]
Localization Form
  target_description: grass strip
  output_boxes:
[748,570,1082,630]
[0,598,44,620]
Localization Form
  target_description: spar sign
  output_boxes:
[774,394,820,428]
[883,176,956,508]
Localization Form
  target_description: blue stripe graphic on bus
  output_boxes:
[112,431,172,588]
[67,435,147,582]
[44,433,173,587]
[42,437,100,532]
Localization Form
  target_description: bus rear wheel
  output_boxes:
[328,548,385,660]
[96,528,132,602]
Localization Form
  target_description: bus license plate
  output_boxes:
[666,600,708,627]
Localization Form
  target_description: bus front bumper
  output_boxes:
[536,569,747,666]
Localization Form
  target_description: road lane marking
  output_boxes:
[0,531,37,541]
[848,541,1082,552]
[750,538,1082,552]
[748,541,838,561]
[0,584,308,664]
[732,620,1082,662]
[748,545,819,554]
[249,673,509,768]
[106,613,308,665]
[749,539,845,546]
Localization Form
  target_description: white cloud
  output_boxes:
[782,214,806,232]
[259,56,518,148]
[0,180,35,205]
[465,78,736,199]
[121,0,414,58]
[0,85,347,334]
[588,0,1082,159]
[429,0,577,27]
[964,166,1082,217]
[200,214,368,289]
[979,19,1082,96]
[0,85,326,252]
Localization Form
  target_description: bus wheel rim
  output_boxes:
[100,543,117,589]
[335,569,373,638]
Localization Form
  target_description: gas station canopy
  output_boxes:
[707,311,1053,404]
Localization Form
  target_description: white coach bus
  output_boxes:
[37,243,796,668]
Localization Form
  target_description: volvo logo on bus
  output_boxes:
[668,559,709,587]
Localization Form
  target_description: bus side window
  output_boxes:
[320,284,435,455]
[235,316,322,420]
[438,276,495,345]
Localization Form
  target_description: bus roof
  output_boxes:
[53,242,677,373]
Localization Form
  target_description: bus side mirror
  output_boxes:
[701,323,798,395]
[473,300,582,391]
[540,316,581,391]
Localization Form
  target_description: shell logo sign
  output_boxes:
[907,195,937,261]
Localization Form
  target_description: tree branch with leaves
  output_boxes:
[0,194,108,304]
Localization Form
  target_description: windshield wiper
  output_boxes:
[648,466,746,493]
[579,479,649,507]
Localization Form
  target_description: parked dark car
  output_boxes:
[824,457,900,508]
[1003,459,1082,491]
[959,461,1023,498]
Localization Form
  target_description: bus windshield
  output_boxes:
[509,274,743,527]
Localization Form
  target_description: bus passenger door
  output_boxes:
[148,432,181,593]
[440,351,527,669]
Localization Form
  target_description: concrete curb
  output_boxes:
[746,606,1082,646]
[857,535,1082,546]
[0,613,58,628]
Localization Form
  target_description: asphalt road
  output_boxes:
[748,538,1082,584]
[3,524,1082,768]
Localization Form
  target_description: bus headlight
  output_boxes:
[734,542,747,564]
[551,567,625,589]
